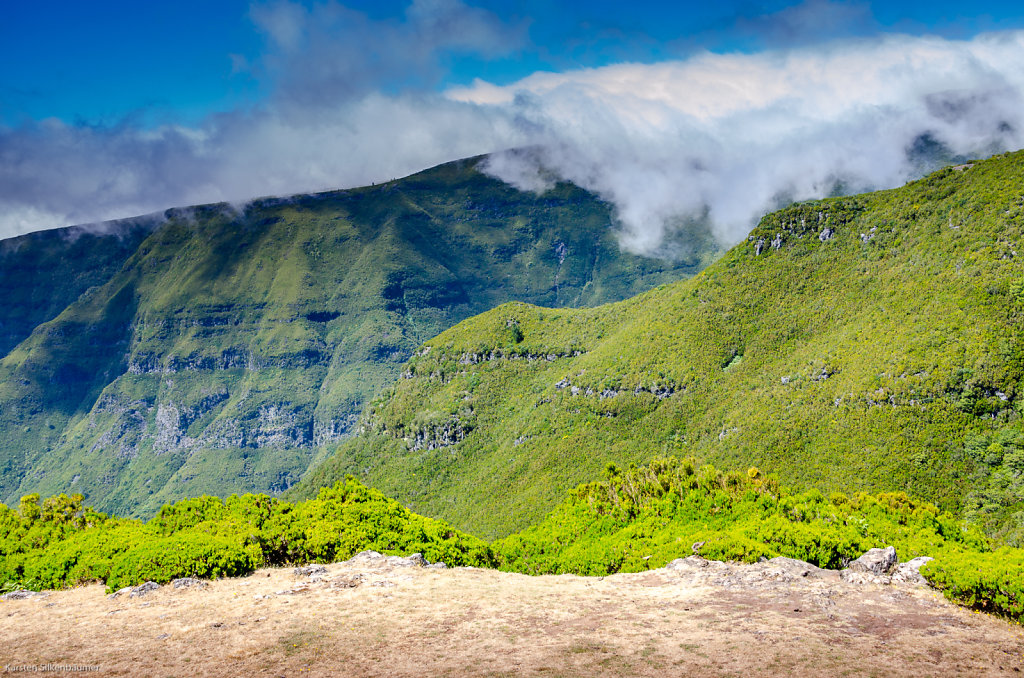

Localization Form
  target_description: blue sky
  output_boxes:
[4,0,1023,126]
[3,1,1024,248]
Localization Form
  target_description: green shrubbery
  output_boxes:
[922,549,1024,619]
[105,534,258,591]
[0,478,492,593]
[1,459,1021,623]
[492,457,1023,621]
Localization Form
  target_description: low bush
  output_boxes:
[0,478,492,593]
[492,457,1023,621]
[105,533,259,591]
[2,462,1021,622]
[921,549,1024,620]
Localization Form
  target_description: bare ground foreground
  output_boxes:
[2,553,1022,678]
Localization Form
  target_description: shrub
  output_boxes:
[105,533,258,591]
[493,456,1024,622]
[922,548,1024,620]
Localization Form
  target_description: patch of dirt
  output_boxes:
[1,556,1022,677]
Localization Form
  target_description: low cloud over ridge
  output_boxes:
[460,31,1024,253]
[2,9,1024,256]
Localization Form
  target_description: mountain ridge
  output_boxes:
[0,156,719,516]
[294,150,1024,542]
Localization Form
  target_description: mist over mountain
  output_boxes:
[0,157,718,516]
[295,150,1024,543]
[7,4,1024,669]
[5,21,1024,262]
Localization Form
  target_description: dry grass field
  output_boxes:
[2,554,1022,677]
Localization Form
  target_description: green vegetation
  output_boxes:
[922,548,1024,619]
[490,457,1021,620]
[5,457,1022,621]
[296,151,1024,543]
[0,217,160,358]
[0,156,717,517]
[0,479,492,593]
[495,459,965,574]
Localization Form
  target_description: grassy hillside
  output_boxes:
[294,151,1024,542]
[0,218,160,357]
[0,156,717,516]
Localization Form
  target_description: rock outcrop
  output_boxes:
[849,546,898,575]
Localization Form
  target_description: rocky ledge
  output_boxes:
[3,547,1021,676]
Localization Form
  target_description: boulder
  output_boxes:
[381,553,428,568]
[1,589,39,601]
[171,577,208,589]
[345,550,385,566]
[293,564,328,578]
[848,546,897,575]
[107,586,134,599]
[839,570,890,585]
[764,557,821,578]
[892,557,934,586]
[128,581,162,598]
[341,550,432,569]
[665,556,710,571]
[401,553,428,567]
[332,574,364,589]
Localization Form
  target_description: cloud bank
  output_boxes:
[458,31,1024,252]
[2,1,1024,257]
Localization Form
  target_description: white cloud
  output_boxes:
[461,31,1024,253]
[2,19,1024,258]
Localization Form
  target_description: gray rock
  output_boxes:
[892,556,934,586]
[849,546,897,576]
[293,564,328,577]
[332,574,364,589]
[666,556,713,571]
[839,569,891,585]
[1,589,39,601]
[764,557,821,578]
[343,550,430,569]
[388,553,428,568]
[426,562,448,570]
[128,581,162,598]
[108,586,134,599]
[345,550,385,566]
[171,577,208,589]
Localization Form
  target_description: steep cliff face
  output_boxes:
[294,152,1024,540]
[0,156,719,516]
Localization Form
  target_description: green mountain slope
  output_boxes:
[0,218,160,358]
[294,151,1024,542]
[0,156,718,516]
